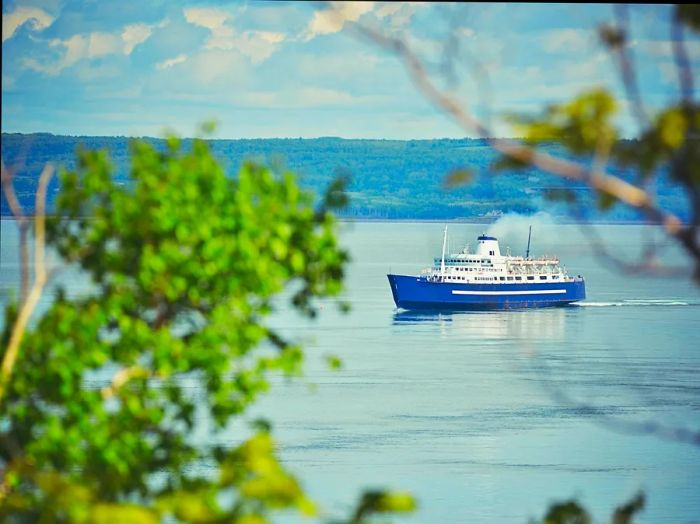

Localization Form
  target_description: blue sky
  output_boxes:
[2,1,698,138]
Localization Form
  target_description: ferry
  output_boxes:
[387,227,585,310]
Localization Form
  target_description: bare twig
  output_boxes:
[0,164,54,404]
[1,162,30,303]
[438,5,495,131]
[580,229,680,277]
[567,203,690,278]
[348,19,700,271]
[671,13,694,104]
[101,366,149,399]
[611,4,649,129]
[536,359,700,447]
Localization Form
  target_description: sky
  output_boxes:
[2,1,698,139]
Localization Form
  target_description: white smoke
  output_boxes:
[486,212,560,257]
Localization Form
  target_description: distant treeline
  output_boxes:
[0,133,688,221]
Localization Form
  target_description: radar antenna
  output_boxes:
[525,225,532,259]
[440,225,448,276]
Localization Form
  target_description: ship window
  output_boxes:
[552,275,559,279]
[527,276,534,280]
[499,277,505,281]
[515,276,522,281]
[540,276,547,280]
[507,276,513,281]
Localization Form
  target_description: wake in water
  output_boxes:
[578,299,692,307]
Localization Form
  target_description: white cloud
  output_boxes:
[179,48,248,86]
[183,6,285,63]
[2,6,54,42]
[235,31,285,63]
[375,2,424,30]
[299,1,425,40]
[184,6,234,48]
[301,2,374,41]
[156,53,188,70]
[87,32,124,57]
[21,21,157,76]
[375,3,402,19]
[122,24,153,55]
[183,7,229,31]
[637,39,700,61]
[542,28,594,54]
[23,34,91,75]
[239,87,388,109]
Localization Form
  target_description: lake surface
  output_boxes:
[1,219,699,523]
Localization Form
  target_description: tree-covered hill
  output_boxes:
[1,133,688,221]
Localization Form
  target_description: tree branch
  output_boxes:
[611,4,650,129]
[671,13,694,104]
[0,164,54,404]
[537,359,700,447]
[101,366,150,400]
[1,162,30,304]
[349,20,699,271]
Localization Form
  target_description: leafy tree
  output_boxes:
[0,136,415,522]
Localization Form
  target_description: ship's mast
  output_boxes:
[525,225,532,259]
[440,226,448,276]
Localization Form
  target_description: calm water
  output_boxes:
[1,219,699,523]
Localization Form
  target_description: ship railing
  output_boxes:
[510,258,560,265]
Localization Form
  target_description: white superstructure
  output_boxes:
[423,229,576,284]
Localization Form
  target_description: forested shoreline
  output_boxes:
[1,132,687,222]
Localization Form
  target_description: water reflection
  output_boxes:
[393,307,568,341]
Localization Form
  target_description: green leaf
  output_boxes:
[325,354,343,371]
[598,190,619,210]
[598,24,625,48]
[543,500,590,524]
[677,4,700,32]
[612,492,645,524]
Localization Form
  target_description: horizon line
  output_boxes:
[1,131,646,142]
[1,131,517,141]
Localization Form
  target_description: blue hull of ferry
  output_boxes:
[387,274,586,310]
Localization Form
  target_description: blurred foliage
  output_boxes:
[676,4,700,31]
[494,6,700,218]
[534,492,644,524]
[442,168,474,189]
[0,136,414,522]
[505,89,618,156]
[541,500,590,524]
[340,490,417,524]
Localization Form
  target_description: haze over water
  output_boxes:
[1,219,699,522]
